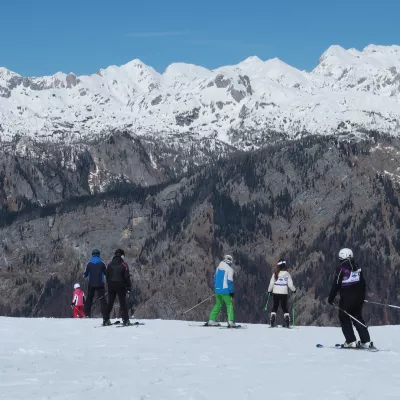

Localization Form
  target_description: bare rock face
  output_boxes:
[0,131,232,213]
[1,134,399,328]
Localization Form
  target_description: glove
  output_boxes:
[126,287,131,294]
[230,292,234,298]
[70,303,74,309]
[328,299,335,306]
[292,289,297,293]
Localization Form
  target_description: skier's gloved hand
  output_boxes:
[328,299,336,306]
[230,292,234,298]
[126,287,132,294]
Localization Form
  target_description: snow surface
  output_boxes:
[2,45,400,146]
[1,317,400,400]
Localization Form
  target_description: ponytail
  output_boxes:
[274,267,281,281]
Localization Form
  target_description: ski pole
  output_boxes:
[334,305,368,329]
[292,303,295,328]
[264,292,271,311]
[182,294,215,315]
[98,292,108,301]
[364,300,400,309]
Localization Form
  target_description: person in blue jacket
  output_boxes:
[206,255,236,327]
[83,249,107,320]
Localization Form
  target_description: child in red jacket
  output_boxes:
[72,283,86,318]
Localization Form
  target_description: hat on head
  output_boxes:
[92,249,100,256]
[115,248,125,257]
[339,248,353,260]
[74,283,80,289]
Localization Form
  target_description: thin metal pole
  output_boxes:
[182,294,215,315]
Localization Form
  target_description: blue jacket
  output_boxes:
[214,260,234,295]
[83,256,107,287]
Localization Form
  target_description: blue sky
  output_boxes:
[1,0,399,77]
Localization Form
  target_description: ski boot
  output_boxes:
[270,312,276,327]
[123,319,131,326]
[341,341,357,348]
[204,320,220,327]
[358,341,376,350]
[227,321,237,328]
[102,319,112,326]
[284,313,290,328]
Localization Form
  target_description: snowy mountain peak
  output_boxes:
[1,44,400,146]
[363,44,400,55]
[317,45,355,67]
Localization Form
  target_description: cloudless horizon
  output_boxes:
[1,0,400,77]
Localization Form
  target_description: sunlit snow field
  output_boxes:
[1,317,400,400]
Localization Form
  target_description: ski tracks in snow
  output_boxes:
[1,318,400,399]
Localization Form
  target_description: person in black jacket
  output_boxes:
[103,249,132,326]
[328,248,373,349]
[83,249,108,320]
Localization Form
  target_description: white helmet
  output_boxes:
[338,248,353,260]
[224,255,233,263]
[74,283,80,289]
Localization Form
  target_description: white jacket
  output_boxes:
[268,271,296,295]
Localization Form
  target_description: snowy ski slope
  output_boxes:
[1,317,400,400]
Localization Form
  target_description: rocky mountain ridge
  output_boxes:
[1,134,399,326]
[1,44,400,150]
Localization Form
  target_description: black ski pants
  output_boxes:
[339,298,370,344]
[272,294,289,314]
[85,286,107,318]
[106,283,129,322]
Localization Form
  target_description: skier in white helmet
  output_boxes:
[267,259,296,328]
[328,248,374,349]
[206,255,236,327]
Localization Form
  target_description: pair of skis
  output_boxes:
[189,323,247,329]
[316,343,380,352]
[95,321,145,328]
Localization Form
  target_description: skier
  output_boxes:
[328,248,373,349]
[206,255,236,327]
[267,259,296,328]
[71,283,85,318]
[103,249,132,326]
[82,249,108,320]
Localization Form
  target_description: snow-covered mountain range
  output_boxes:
[1,44,400,148]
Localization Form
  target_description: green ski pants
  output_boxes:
[209,294,235,322]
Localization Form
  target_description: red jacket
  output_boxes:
[72,288,85,307]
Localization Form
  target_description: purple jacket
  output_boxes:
[328,259,366,304]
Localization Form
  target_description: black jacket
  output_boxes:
[106,256,131,289]
[328,259,366,305]
[83,256,107,287]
